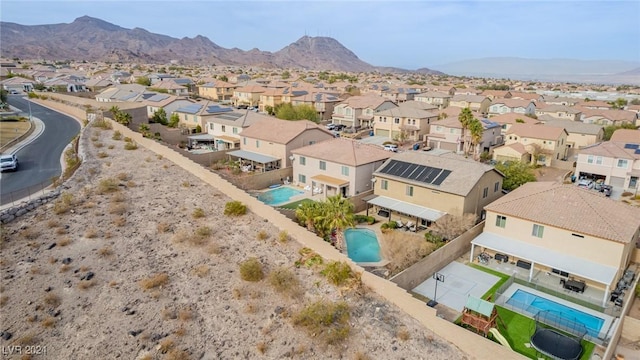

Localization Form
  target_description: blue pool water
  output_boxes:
[507,289,604,337]
[344,228,381,263]
[258,186,303,206]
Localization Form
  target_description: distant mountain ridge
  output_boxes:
[0,16,443,74]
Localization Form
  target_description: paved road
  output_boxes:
[0,95,81,205]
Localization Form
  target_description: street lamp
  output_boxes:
[27,99,32,121]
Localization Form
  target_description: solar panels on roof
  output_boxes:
[216,113,244,121]
[635,149,640,155]
[147,94,170,102]
[624,143,639,149]
[177,104,203,114]
[378,160,451,186]
[206,105,232,114]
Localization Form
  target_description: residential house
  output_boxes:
[481,90,512,100]
[493,124,569,166]
[580,109,638,126]
[150,80,189,96]
[381,87,420,103]
[541,119,604,149]
[373,104,439,142]
[291,92,342,121]
[488,99,536,116]
[429,85,456,96]
[535,104,582,121]
[415,91,452,109]
[576,100,613,110]
[149,74,175,85]
[0,76,34,93]
[610,129,640,143]
[509,91,541,102]
[228,118,335,172]
[84,78,113,92]
[489,113,541,134]
[259,87,309,113]
[206,110,268,150]
[449,95,492,114]
[95,84,150,103]
[232,85,266,107]
[471,181,640,307]
[198,80,237,102]
[367,151,505,227]
[543,96,581,106]
[425,117,503,154]
[574,139,640,190]
[174,101,234,131]
[290,138,391,198]
[331,95,397,129]
[144,94,194,121]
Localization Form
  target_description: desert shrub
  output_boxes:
[124,141,138,150]
[293,300,350,345]
[109,203,127,215]
[43,293,61,307]
[268,267,301,296]
[424,231,445,249]
[321,261,354,286]
[381,231,434,275]
[97,178,119,194]
[139,273,169,290]
[256,230,269,240]
[53,192,75,214]
[192,207,205,219]
[380,221,398,232]
[397,327,410,341]
[278,230,289,243]
[112,130,122,140]
[295,248,323,268]
[354,214,375,224]
[224,201,247,216]
[239,257,264,282]
[431,213,477,241]
[92,118,113,129]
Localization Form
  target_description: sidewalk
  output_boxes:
[2,116,45,154]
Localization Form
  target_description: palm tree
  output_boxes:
[468,119,484,160]
[458,107,474,155]
[322,195,355,251]
[295,201,320,231]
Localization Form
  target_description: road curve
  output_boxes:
[1,95,81,205]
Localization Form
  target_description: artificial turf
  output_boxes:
[277,198,316,210]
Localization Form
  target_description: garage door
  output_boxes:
[375,129,390,137]
[610,176,625,188]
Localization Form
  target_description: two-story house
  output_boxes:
[535,104,582,121]
[373,104,439,142]
[489,113,541,135]
[228,118,335,172]
[198,80,237,102]
[493,124,568,166]
[367,151,504,227]
[206,110,269,150]
[471,181,640,307]
[291,92,342,121]
[331,95,397,129]
[290,138,391,198]
[574,139,640,190]
[150,79,189,96]
[381,87,420,103]
[232,85,266,108]
[425,117,503,155]
[541,119,604,149]
[144,93,194,121]
[449,95,492,114]
[580,109,638,126]
[174,101,234,131]
[488,99,536,116]
[414,91,452,109]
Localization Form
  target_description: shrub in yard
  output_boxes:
[224,201,247,216]
[239,257,264,282]
[139,273,169,290]
[112,130,122,140]
[192,207,205,219]
[295,248,323,268]
[293,300,350,345]
[268,267,300,296]
[354,215,375,224]
[380,221,398,232]
[124,141,138,150]
[321,261,354,286]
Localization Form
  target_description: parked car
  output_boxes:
[383,144,398,152]
[577,179,594,189]
[600,184,612,197]
[0,154,18,172]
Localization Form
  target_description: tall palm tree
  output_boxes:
[458,107,474,155]
[322,195,355,251]
[468,119,484,160]
[295,201,320,231]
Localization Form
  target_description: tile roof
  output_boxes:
[506,123,567,140]
[484,182,640,243]
[376,106,438,119]
[580,108,637,121]
[451,94,487,103]
[490,113,541,125]
[399,101,439,111]
[339,95,393,109]
[239,118,332,144]
[491,98,535,108]
[579,141,640,160]
[610,129,640,142]
[374,151,501,196]
[291,138,391,166]
[541,119,603,135]
[536,104,581,114]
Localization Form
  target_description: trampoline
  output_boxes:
[530,311,585,360]
[530,328,583,360]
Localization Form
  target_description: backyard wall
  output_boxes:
[602,271,640,360]
[39,98,526,360]
[390,221,485,291]
[350,189,374,213]
[231,167,293,191]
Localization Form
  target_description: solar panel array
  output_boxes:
[378,160,451,186]
[206,105,232,114]
[624,143,639,149]
[216,112,244,121]
[636,149,640,155]
[177,104,203,114]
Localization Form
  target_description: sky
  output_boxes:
[1,0,639,69]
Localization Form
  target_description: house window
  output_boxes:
[394,118,400,124]
[617,159,628,168]
[595,156,602,165]
[381,179,388,190]
[298,174,306,184]
[532,224,544,238]
[436,126,442,131]
[319,161,326,170]
[221,125,226,132]
[341,166,349,176]
[494,182,500,192]
[406,185,413,196]
[496,215,507,228]
[483,187,488,198]
[299,156,306,165]
[209,123,214,131]
[233,127,238,134]
[256,140,260,148]
[243,138,246,145]
[587,155,594,164]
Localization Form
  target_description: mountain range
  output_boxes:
[0,16,444,74]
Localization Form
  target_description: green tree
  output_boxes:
[458,107,474,155]
[275,103,319,122]
[468,118,484,159]
[319,195,355,251]
[151,108,168,125]
[281,70,291,79]
[218,75,228,82]
[0,89,7,104]
[609,98,628,109]
[168,113,180,128]
[603,123,638,141]
[295,201,321,231]
[136,76,151,86]
[494,161,536,191]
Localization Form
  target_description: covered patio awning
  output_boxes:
[311,174,349,187]
[365,195,446,221]
[227,150,279,164]
[215,135,240,144]
[471,232,617,286]
[188,134,215,141]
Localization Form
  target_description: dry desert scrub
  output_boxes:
[224,201,247,216]
[293,300,351,346]
[268,266,301,297]
[139,273,169,291]
[380,231,434,276]
[239,257,264,282]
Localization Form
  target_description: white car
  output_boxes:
[576,179,594,189]
[383,144,398,152]
[0,154,18,172]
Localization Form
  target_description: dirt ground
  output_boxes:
[0,120,31,149]
[0,124,468,359]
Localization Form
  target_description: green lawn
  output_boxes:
[277,198,316,210]
[468,263,511,301]
[494,307,594,360]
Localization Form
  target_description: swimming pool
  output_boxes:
[344,228,381,263]
[507,289,604,337]
[257,186,303,206]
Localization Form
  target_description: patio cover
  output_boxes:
[311,174,349,187]
[215,135,240,143]
[471,232,617,285]
[227,150,279,164]
[464,296,495,317]
[365,195,445,221]
[188,134,215,141]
